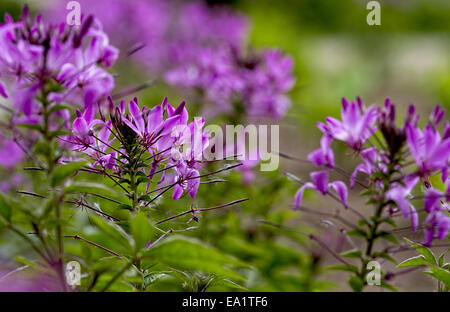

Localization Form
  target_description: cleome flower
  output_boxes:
[317,97,377,151]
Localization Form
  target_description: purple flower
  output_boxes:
[0,9,118,125]
[349,147,387,189]
[406,123,450,179]
[72,105,103,138]
[318,97,377,150]
[0,137,24,168]
[308,135,334,168]
[165,115,210,199]
[294,170,348,210]
[429,104,446,127]
[0,172,23,193]
[424,211,450,246]
[424,188,445,213]
[241,49,295,119]
[0,80,7,98]
[170,164,201,200]
[385,175,419,232]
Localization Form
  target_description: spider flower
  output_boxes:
[318,97,377,150]
[0,8,118,124]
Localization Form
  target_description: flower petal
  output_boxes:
[310,170,329,195]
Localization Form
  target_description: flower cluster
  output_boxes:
[0,7,118,125]
[65,96,210,202]
[42,0,295,120]
[297,97,450,246]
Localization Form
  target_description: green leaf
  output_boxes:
[379,217,397,228]
[89,215,132,252]
[327,265,359,274]
[118,178,131,185]
[16,123,43,132]
[340,249,362,258]
[427,267,450,287]
[380,280,399,292]
[397,255,428,268]
[403,238,436,265]
[142,236,245,281]
[143,272,169,287]
[50,161,86,186]
[438,253,445,267]
[348,276,363,292]
[138,195,151,202]
[130,212,155,251]
[359,189,377,196]
[347,228,368,238]
[0,193,11,221]
[136,177,151,185]
[49,130,71,138]
[376,231,398,244]
[210,278,248,290]
[117,204,132,211]
[48,104,72,113]
[373,252,397,264]
[65,181,118,197]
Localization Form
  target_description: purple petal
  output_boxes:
[294,182,315,210]
[425,188,443,213]
[187,169,200,198]
[310,170,329,195]
[350,164,368,189]
[406,124,421,165]
[0,82,8,98]
[329,181,348,207]
[73,117,89,136]
[83,104,95,125]
[172,184,184,200]
[147,105,163,133]
[128,100,145,134]
[121,116,140,137]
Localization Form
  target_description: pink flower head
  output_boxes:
[319,97,377,150]
[424,211,450,246]
[406,124,450,179]
[385,175,419,232]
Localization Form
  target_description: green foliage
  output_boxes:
[50,161,87,186]
[0,193,12,222]
[143,236,246,282]
[130,213,155,251]
[397,239,450,291]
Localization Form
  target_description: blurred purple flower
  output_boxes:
[424,211,450,247]
[308,135,334,168]
[385,175,419,232]
[0,8,118,125]
[0,137,24,168]
[406,123,450,180]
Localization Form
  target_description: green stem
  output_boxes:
[41,90,67,291]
